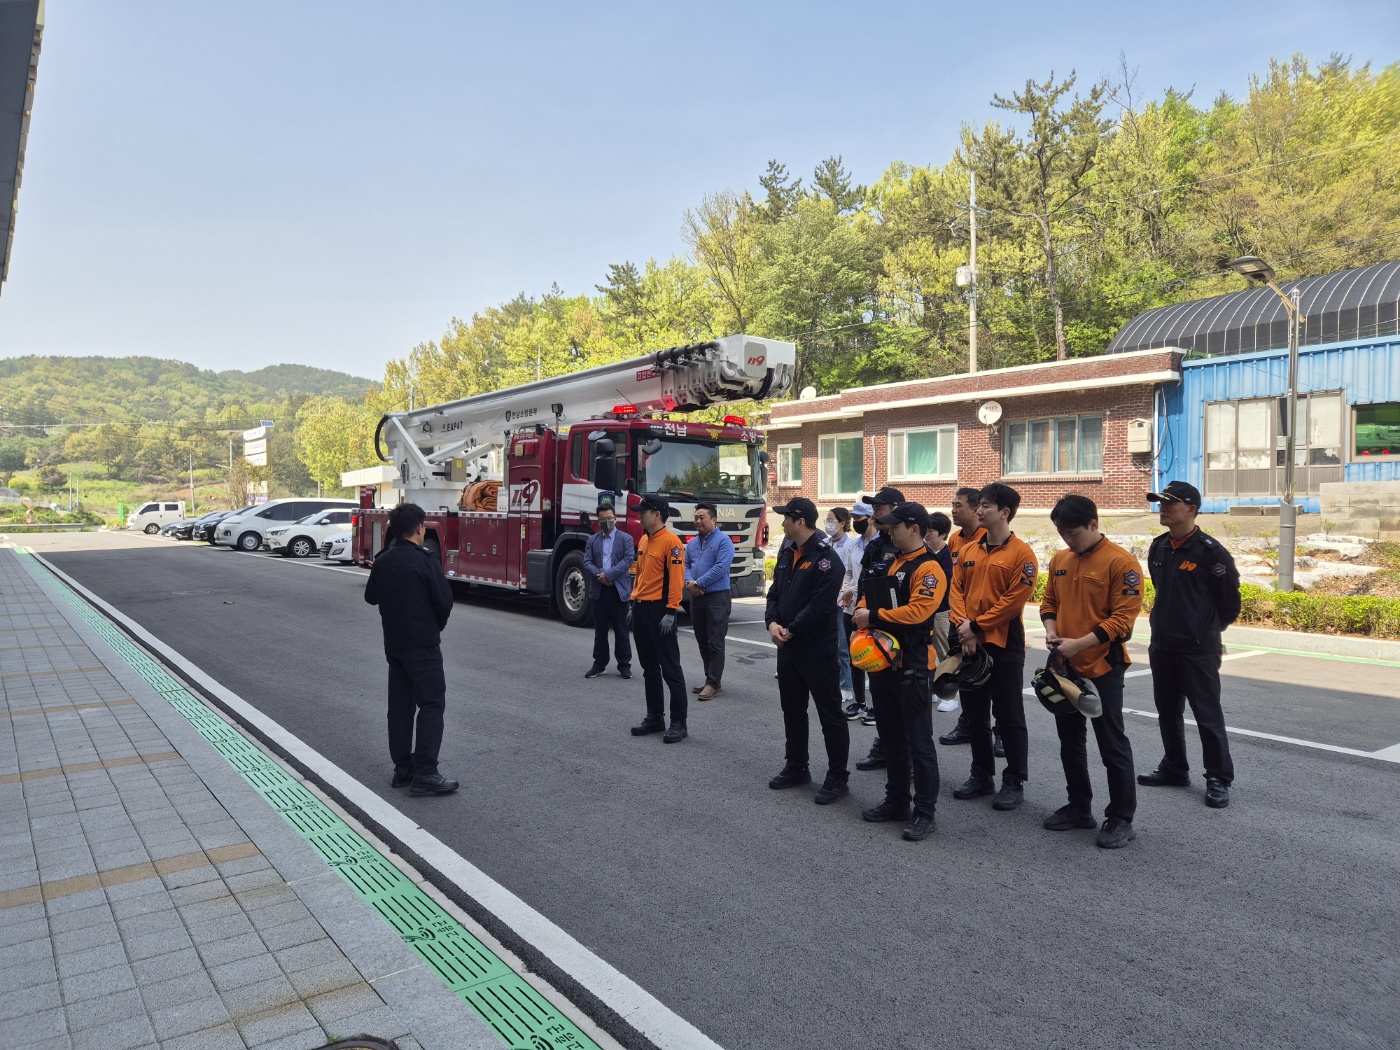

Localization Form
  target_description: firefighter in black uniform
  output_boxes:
[765,497,850,805]
[1140,481,1242,808]
[851,503,945,841]
[851,486,904,771]
[364,503,459,796]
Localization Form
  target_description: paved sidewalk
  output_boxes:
[0,548,498,1049]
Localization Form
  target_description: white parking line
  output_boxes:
[35,553,725,1050]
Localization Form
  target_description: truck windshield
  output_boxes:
[637,438,761,501]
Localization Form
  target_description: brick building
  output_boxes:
[765,349,1181,516]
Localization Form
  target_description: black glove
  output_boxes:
[659,612,677,636]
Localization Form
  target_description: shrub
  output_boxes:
[1237,583,1400,639]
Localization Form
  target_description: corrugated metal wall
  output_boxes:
[1157,336,1400,513]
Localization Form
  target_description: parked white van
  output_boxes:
[128,500,187,534]
[214,498,359,552]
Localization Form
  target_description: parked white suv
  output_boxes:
[266,509,355,558]
[128,500,187,534]
[214,498,358,552]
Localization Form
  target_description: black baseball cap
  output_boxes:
[637,494,671,517]
[772,497,819,526]
[874,502,931,531]
[865,486,906,509]
[1146,481,1201,508]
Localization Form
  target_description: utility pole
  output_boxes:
[968,171,978,374]
[189,452,196,515]
[1278,286,1302,592]
[956,173,979,373]
[1228,256,1303,592]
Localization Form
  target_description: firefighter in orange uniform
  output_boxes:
[629,494,690,743]
[1039,494,1143,849]
[950,483,1038,811]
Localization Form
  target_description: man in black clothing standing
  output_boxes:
[1140,481,1242,808]
[364,503,459,796]
[765,497,850,804]
[851,486,903,771]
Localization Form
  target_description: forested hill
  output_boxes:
[0,356,373,427]
[218,363,374,400]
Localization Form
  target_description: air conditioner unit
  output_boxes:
[1126,418,1151,454]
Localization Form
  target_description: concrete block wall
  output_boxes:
[1319,480,1400,540]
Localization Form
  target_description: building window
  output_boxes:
[1203,392,1344,496]
[818,433,864,498]
[1354,402,1400,460]
[888,426,956,481]
[1003,415,1102,476]
[776,444,802,486]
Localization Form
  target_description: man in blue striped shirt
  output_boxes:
[685,502,736,701]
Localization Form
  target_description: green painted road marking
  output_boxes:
[20,550,602,1050]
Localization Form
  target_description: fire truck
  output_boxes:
[353,334,796,625]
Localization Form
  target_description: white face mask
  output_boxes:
[823,520,838,536]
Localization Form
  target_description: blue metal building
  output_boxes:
[1108,261,1400,512]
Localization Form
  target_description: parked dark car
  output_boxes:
[192,509,241,543]
[161,519,197,540]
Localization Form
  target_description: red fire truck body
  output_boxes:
[353,336,795,624]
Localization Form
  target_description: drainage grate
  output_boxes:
[20,551,602,1050]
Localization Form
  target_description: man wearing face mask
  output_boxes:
[853,486,905,771]
[584,501,635,680]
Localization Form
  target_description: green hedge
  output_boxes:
[1238,583,1400,639]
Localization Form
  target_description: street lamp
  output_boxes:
[1228,255,1303,592]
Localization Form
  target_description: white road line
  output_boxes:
[34,553,725,1050]
[1122,707,1400,763]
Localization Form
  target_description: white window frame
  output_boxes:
[818,432,864,500]
[1003,414,1104,478]
[776,443,803,486]
[887,425,958,481]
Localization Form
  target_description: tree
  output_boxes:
[757,160,803,223]
[991,71,1110,359]
[683,190,759,332]
[812,156,865,215]
[294,397,378,490]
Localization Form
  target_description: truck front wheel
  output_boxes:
[554,550,592,627]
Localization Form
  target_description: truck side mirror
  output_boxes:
[592,437,618,494]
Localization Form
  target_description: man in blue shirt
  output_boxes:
[685,502,735,701]
[583,501,636,680]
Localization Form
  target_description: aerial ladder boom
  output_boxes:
[376,335,795,501]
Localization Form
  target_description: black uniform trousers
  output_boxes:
[776,646,849,778]
[1149,647,1234,784]
[870,668,939,817]
[591,585,632,672]
[385,645,446,777]
[960,643,1028,784]
[690,590,732,687]
[1053,664,1135,822]
[632,600,687,723]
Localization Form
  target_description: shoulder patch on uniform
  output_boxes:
[818,558,831,571]
[1123,570,1141,587]
[671,546,682,558]
[1212,562,1227,576]
[1022,562,1036,580]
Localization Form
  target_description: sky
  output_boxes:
[0,0,1397,383]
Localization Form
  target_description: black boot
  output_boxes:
[855,737,886,771]
[939,715,971,746]
[630,716,665,736]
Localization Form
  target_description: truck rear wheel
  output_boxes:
[553,550,591,627]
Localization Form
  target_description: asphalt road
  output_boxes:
[44,539,1400,1050]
